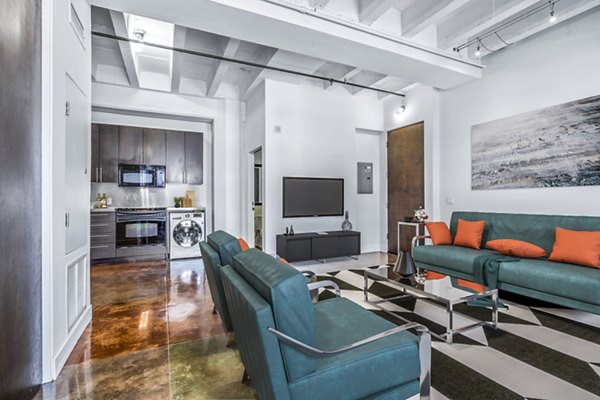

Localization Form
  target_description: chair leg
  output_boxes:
[226,331,236,348]
[241,368,250,385]
[417,326,431,400]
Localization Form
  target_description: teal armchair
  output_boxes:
[221,248,431,400]
[199,230,243,334]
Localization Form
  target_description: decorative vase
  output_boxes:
[341,211,353,231]
[290,225,295,236]
[414,206,428,223]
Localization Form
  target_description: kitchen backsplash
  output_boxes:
[91,182,205,208]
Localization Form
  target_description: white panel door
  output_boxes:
[64,75,89,254]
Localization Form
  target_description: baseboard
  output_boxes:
[53,305,92,379]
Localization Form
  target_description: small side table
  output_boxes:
[397,220,425,254]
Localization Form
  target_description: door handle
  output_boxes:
[65,213,69,227]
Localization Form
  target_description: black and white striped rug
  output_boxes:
[316,266,600,400]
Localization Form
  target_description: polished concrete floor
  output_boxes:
[37,253,391,399]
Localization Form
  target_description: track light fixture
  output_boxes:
[549,1,557,23]
[454,0,561,57]
[395,105,406,115]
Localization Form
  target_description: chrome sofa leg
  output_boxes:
[417,326,431,400]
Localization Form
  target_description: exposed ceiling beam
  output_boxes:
[474,0,600,57]
[442,0,540,51]
[170,26,187,92]
[402,0,473,38]
[307,0,330,9]
[325,67,361,92]
[91,0,483,89]
[108,10,139,88]
[359,0,395,26]
[206,37,241,97]
[353,74,390,95]
[239,47,279,97]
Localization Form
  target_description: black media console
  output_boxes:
[276,231,361,262]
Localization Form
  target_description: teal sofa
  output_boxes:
[412,211,600,314]
[199,230,243,334]
[221,248,431,400]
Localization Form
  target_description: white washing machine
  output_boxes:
[169,209,205,259]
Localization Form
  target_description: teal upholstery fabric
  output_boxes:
[450,211,600,255]
[287,297,420,400]
[207,230,242,267]
[364,382,421,400]
[498,282,600,315]
[199,242,233,332]
[233,249,316,382]
[414,211,600,312]
[498,258,600,304]
[413,245,497,275]
[220,265,291,400]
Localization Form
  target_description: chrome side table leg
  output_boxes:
[492,290,499,328]
[446,302,454,344]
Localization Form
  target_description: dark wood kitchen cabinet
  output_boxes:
[166,130,186,183]
[142,128,166,165]
[185,132,204,185]
[91,123,118,182]
[118,126,143,164]
[166,130,203,184]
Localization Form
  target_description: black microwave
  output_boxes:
[118,164,166,188]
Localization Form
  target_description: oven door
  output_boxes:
[116,212,166,247]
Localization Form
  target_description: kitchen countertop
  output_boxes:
[90,206,206,213]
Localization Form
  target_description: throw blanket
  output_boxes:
[472,254,520,290]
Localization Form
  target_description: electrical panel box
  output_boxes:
[357,162,373,194]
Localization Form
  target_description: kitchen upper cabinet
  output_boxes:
[91,124,118,182]
[185,132,204,185]
[142,128,166,165]
[166,130,185,183]
[99,125,118,182]
[91,124,99,182]
[118,126,143,164]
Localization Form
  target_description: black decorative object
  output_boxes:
[290,225,295,236]
[285,227,289,236]
[393,251,416,277]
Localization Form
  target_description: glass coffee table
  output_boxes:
[363,266,499,344]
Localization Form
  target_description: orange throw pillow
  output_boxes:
[453,219,486,249]
[425,222,453,245]
[238,238,250,251]
[278,257,289,264]
[486,239,547,258]
[548,227,600,268]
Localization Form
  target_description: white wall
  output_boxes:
[42,0,92,382]
[438,9,600,221]
[258,80,385,254]
[92,83,245,236]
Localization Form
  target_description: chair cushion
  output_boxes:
[498,258,600,305]
[199,242,233,332]
[413,245,497,275]
[288,297,420,400]
[233,249,316,382]
[207,230,242,266]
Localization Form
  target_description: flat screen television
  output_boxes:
[283,177,344,218]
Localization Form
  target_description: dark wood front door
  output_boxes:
[387,122,424,254]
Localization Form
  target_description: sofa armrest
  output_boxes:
[307,280,341,298]
[268,323,431,397]
[411,235,431,255]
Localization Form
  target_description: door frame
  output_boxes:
[247,147,264,247]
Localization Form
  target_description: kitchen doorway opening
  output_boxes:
[251,148,263,250]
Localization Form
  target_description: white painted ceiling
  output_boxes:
[91,0,599,99]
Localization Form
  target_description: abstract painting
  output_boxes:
[472,94,600,190]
